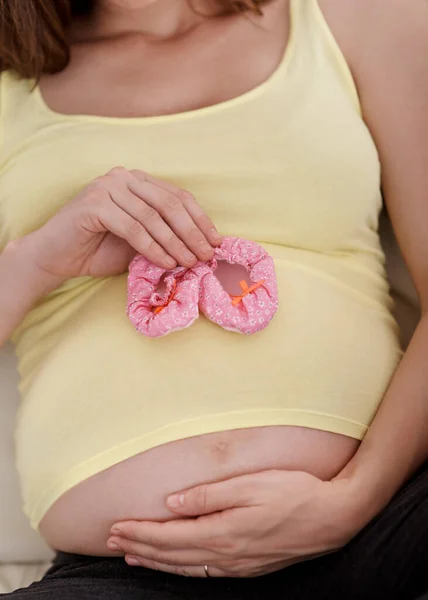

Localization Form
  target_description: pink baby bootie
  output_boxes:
[198,237,278,334]
[127,255,208,338]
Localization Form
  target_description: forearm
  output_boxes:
[0,237,63,346]
[336,312,428,524]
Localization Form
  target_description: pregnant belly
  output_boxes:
[39,426,359,556]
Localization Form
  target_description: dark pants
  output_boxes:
[3,464,428,600]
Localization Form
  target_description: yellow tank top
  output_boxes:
[0,0,402,529]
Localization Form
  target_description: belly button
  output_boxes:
[210,440,231,463]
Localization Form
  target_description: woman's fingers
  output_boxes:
[124,556,287,578]
[110,513,230,551]
[180,192,222,247]
[166,473,258,516]
[128,174,213,262]
[130,170,221,253]
[107,538,219,566]
[141,172,222,247]
[110,186,197,268]
[126,178,209,263]
[95,167,220,268]
[125,557,226,578]
[96,201,176,269]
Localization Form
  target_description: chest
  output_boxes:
[38,5,289,119]
[0,91,380,256]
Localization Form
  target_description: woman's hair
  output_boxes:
[0,0,269,80]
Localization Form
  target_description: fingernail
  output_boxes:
[166,257,176,269]
[107,541,120,551]
[210,229,222,242]
[199,241,213,255]
[184,250,196,262]
[110,527,121,535]
[167,493,185,509]
[126,556,140,567]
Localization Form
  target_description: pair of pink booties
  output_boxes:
[127,237,278,338]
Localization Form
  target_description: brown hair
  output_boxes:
[0,0,269,80]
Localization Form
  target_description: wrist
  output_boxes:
[319,478,367,545]
[4,236,64,297]
[332,458,400,536]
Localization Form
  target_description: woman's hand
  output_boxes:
[107,470,366,578]
[22,167,221,281]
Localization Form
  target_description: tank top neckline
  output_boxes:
[31,0,298,126]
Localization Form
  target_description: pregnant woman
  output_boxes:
[1,0,428,598]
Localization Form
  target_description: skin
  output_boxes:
[1,0,427,580]
[105,0,428,578]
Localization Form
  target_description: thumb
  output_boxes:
[166,475,255,516]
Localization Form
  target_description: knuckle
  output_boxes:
[152,535,170,551]
[195,485,209,512]
[218,535,245,557]
[126,220,144,238]
[235,537,250,556]
[152,550,167,563]
[130,169,147,180]
[177,189,195,204]
[118,539,133,553]
[107,166,128,178]
[88,177,108,194]
[127,528,139,543]
[188,226,205,242]
[164,193,183,212]
[177,242,191,257]
[204,534,235,554]
[84,189,102,206]
[90,176,106,188]
[155,539,170,551]
[223,541,240,557]
[166,233,180,248]
[140,204,158,222]
[84,185,107,207]
[141,532,157,547]
[196,214,214,229]
[145,239,163,257]
[201,535,221,550]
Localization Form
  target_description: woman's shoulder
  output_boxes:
[319,0,428,94]
[320,0,428,60]
[320,0,426,26]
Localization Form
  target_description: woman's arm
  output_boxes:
[331,0,428,520]
[0,168,221,349]
[337,316,428,521]
[0,239,62,347]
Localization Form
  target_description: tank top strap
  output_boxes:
[0,71,49,153]
[288,0,361,116]
[0,70,33,111]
